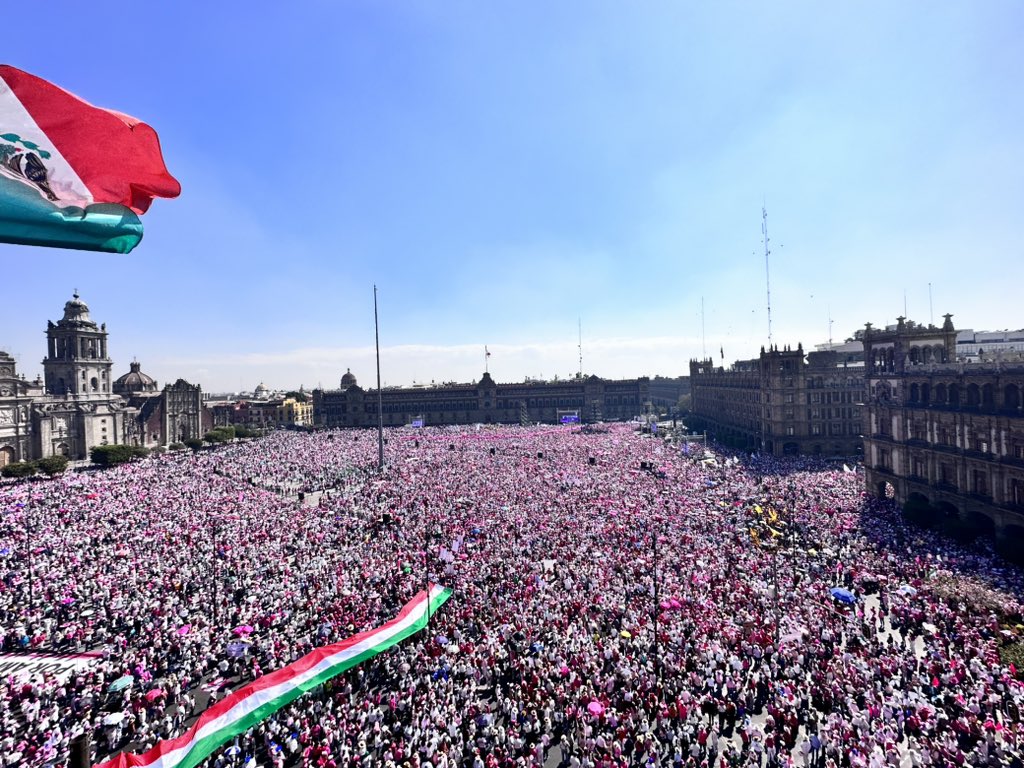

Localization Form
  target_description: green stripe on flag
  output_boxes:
[170,587,452,768]
[0,175,143,253]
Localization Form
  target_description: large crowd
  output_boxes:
[1,424,1022,768]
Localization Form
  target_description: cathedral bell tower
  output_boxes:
[43,292,114,399]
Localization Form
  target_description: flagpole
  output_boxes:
[374,285,384,474]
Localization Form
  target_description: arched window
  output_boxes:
[1005,384,1021,411]
[966,384,980,407]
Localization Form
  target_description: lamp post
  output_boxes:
[212,517,219,627]
[25,500,34,616]
[652,517,660,687]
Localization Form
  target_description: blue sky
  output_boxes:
[2,2,1022,393]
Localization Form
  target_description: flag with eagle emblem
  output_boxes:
[0,65,179,253]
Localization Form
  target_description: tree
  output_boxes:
[37,455,69,476]
[1,461,37,479]
[204,427,235,444]
[184,438,204,450]
[285,391,309,403]
[90,444,149,467]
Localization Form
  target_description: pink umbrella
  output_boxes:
[177,624,191,636]
[587,701,605,717]
[233,625,255,636]
[559,665,570,676]
[145,688,165,702]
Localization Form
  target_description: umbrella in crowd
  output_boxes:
[107,675,133,693]
[829,586,857,605]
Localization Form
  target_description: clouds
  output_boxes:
[156,334,706,391]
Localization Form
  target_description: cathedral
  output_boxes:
[0,293,209,466]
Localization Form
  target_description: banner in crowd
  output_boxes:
[95,584,453,768]
[0,65,179,253]
[0,651,101,684]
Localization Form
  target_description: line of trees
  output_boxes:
[1,454,70,478]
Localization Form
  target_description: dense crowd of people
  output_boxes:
[1,424,1022,768]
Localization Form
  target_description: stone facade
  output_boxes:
[862,315,1024,554]
[0,294,209,463]
[313,371,650,428]
[0,351,43,466]
[688,344,864,457]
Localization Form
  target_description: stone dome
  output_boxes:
[340,369,357,389]
[60,292,97,328]
[254,382,270,398]
[113,361,158,395]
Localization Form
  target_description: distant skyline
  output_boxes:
[3,2,1022,392]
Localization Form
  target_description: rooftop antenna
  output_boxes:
[701,296,707,359]
[903,289,908,319]
[928,283,934,326]
[577,317,583,378]
[373,284,384,474]
[762,205,773,348]
[828,305,834,350]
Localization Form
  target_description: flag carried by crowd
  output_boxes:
[94,586,452,768]
[0,65,179,253]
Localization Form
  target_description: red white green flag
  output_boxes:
[94,585,452,768]
[0,65,180,254]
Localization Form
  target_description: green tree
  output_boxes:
[184,438,204,450]
[37,455,69,476]
[1,461,37,479]
[90,445,149,466]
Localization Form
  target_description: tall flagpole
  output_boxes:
[374,285,384,474]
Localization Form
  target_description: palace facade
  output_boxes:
[312,370,650,428]
[688,345,864,457]
[862,315,1024,556]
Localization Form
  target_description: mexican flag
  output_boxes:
[0,65,179,254]
[94,585,452,768]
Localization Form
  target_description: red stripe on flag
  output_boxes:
[94,588,434,768]
[0,66,180,213]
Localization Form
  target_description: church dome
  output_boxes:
[113,361,158,395]
[60,292,97,328]
[340,369,357,389]
[254,382,269,398]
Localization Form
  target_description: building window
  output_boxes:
[878,449,891,470]
[970,468,987,499]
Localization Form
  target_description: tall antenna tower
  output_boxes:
[701,297,707,358]
[577,317,583,378]
[762,205,773,348]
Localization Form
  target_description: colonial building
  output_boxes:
[313,370,650,428]
[0,294,209,463]
[688,344,864,457]
[0,351,43,466]
[648,375,690,412]
[32,294,134,459]
[862,315,1024,556]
